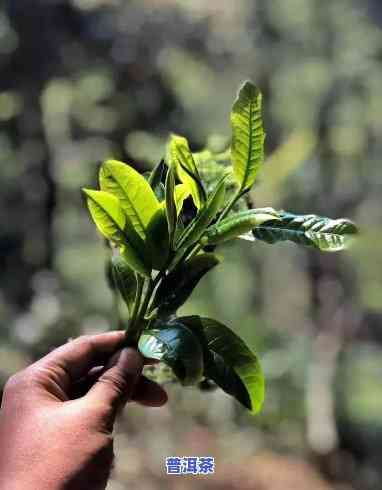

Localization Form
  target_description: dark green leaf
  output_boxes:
[152,253,221,316]
[146,208,170,271]
[174,218,185,245]
[138,322,204,385]
[165,166,177,247]
[179,316,264,414]
[201,208,279,245]
[175,175,227,251]
[231,81,265,192]
[111,254,137,315]
[120,244,151,278]
[253,211,358,252]
[149,159,167,201]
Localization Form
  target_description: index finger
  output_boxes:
[34,331,127,387]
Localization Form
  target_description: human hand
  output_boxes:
[0,331,167,490]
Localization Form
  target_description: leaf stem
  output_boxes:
[126,274,144,343]
[217,188,242,223]
[137,279,154,321]
[144,272,164,316]
[127,272,164,344]
[167,241,198,273]
[187,242,202,260]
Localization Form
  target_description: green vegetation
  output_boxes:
[84,81,357,415]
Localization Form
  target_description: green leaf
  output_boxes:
[253,211,358,252]
[99,160,160,240]
[180,316,264,414]
[149,159,167,201]
[138,323,204,385]
[193,148,232,194]
[173,218,185,246]
[201,208,280,245]
[174,184,190,217]
[146,208,170,271]
[169,134,206,209]
[152,253,221,316]
[120,244,151,278]
[231,81,265,192]
[83,188,150,276]
[165,166,177,247]
[82,188,126,243]
[111,254,137,315]
[175,175,227,251]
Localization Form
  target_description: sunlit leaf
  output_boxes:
[152,253,221,316]
[138,322,204,385]
[99,160,160,240]
[231,81,265,192]
[174,184,190,217]
[179,316,264,414]
[202,208,279,245]
[253,211,358,252]
[169,134,206,209]
[82,188,126,243]
[111,253,137,315]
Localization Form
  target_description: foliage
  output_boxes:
[83,81,357,415]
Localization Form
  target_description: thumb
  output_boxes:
[86,347,144,413]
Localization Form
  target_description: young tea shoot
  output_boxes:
[83,81,358,414]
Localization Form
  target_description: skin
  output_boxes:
[0,331,168,490]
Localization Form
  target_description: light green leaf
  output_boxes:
[138,323,204,386]
[83,188,126,243]
[99,160,160,240]
[152,253,221,316]
[201,208,279,245]
[253,211,358,252]
[165,166,177,247]
[231,81,265,192]
[180,316,264,414]
[174,184,190,217]
[111,254,137,315]
[175,175,227,251]
[169,134,206,209]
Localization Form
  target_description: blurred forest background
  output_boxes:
[0,1,381,489]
